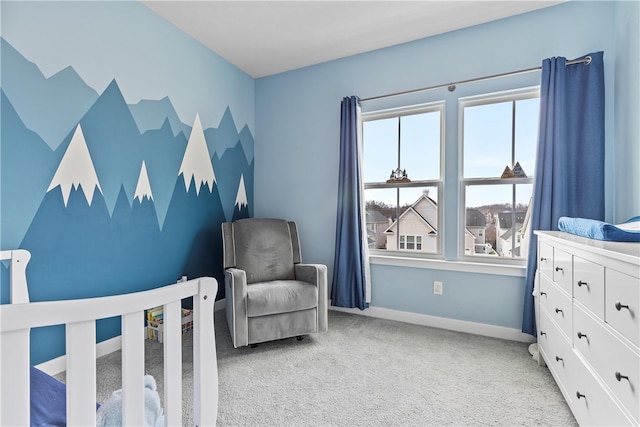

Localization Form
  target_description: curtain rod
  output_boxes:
[360,56,592,103]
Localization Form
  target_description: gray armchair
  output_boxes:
[222,218,328,347]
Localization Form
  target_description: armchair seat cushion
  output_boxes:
[247,280,318,317]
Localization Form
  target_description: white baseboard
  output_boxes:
[330,304,535,343]
[36,335,122,376]
[36,301,227,376]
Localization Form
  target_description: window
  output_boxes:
[399,235,423,251]
[362,87,539,265]
[460,89,539,261]
[362,103,444,256]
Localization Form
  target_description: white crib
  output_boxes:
[0,249,218,426]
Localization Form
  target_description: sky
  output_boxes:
[363,96,539,209]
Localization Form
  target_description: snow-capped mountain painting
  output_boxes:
[235,174,248,209]
[180,113,216,195]
[47,124,102,207]
[0,33,254,364]
[134,161,153,202]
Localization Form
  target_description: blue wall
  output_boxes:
[255,2,637,332]
[0,1,255,364]
[613,0,640,223]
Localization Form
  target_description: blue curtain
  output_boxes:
[331,96,369,310]
[522,52,605,335]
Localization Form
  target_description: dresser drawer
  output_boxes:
[553,247,573,295]
[539,308,573,398]
[605,269,640,346]
[540,274,573,340]
[539,241,554,279]
[574,304,639,423]
[568,355,635,426]
[573,255,605,318]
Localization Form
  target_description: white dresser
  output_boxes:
[535,231,640,426]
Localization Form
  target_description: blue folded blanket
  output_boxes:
[558,216,640,242]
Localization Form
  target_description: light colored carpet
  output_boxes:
[64,309,577,426]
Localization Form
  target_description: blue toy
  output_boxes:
[96,375,165,427]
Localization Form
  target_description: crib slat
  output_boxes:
[122,311,145,426]
[163,300,182,426]
[66,320,97,426]
[5,249,31,304]
[1,330,30,426]
[193,278,218,426]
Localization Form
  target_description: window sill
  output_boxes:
[369,254,526,277]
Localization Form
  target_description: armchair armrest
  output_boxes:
[295,263,328,333]
[224,268,249,348]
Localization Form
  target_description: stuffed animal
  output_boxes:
[96,375,165,427]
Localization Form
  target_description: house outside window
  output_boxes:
[362,103,444,256]
[460,88,539,262]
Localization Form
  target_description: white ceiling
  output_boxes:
[141,1,565,78]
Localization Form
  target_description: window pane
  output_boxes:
[363,117,398,183]
[364,186,438,253]
[465,184,532,258]
[463,101,513,178]
[400,111,441,180]
[365,188,396,250]
[514,98,539,178]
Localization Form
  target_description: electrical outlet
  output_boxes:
[433,281,443,295]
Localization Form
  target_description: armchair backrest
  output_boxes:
[222,218,302,284]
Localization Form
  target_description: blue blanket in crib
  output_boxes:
[31,366,67,426]
[558,216,640,242]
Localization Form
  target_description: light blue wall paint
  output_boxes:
[613,1,640,223]
[1,1,255,135]
[256,2,628,332]
[371,265,525,329]
[1,1,255,364]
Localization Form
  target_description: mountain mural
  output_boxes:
[0,38,99,150]
[128,96,191,138]
[180,114,216,195]
[1,40,254,364]
[48,124,102,206]
[233,174,251,221]
[0,90,60,249]
[214,140,254,221]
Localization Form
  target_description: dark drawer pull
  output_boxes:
[615,301,630,311]
[555,308,563,315]
[577,280,588,288]
[540,257,548,262]
[540,331,547,337]
[577,332,588,340]
[539,291,547,297]
[576,391,586,400]
[555,266,563,272]
[555,356,563,362]
[615,372,629,382]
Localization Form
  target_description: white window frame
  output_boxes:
[458,87,539,265]
[399,234,423,251]
[362,101,445,259]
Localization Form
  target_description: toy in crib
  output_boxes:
[96,375,164,427]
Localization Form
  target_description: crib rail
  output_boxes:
[0,262,218,426]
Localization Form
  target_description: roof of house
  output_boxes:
[366,210,388,223]
[466,208,487,227]
[497,211,527,229]
[384,192,438,234]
